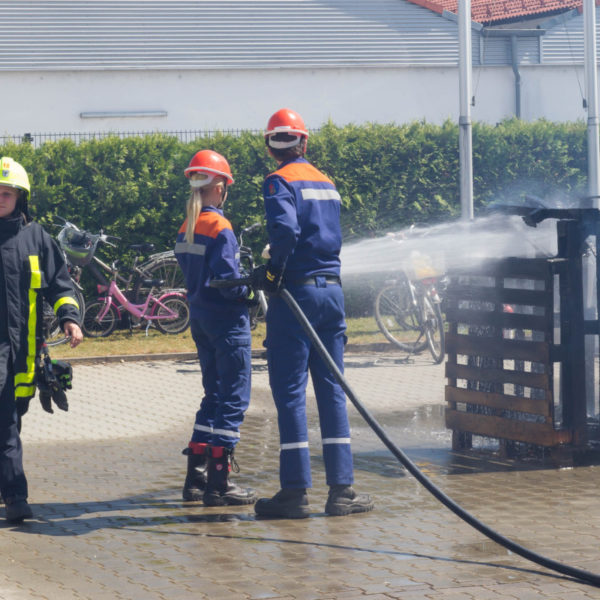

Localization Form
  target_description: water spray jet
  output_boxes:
[340,214,557,279]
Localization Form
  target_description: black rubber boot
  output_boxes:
[202,446,257,507]
[182,443,208,502]
[5,497,33,524]
[325,485,374,516]
[254,488,310,519]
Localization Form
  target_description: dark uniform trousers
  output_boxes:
[0,349,27,502]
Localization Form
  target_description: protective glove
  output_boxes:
[244,288,260,307]
[39,387,69,414]
[252,263,283,295]
[36,352,71,414]
[52,360,73,391]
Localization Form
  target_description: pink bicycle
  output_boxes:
[59,225,189,338]
[83,276,189,338]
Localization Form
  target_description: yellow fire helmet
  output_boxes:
[0,156,30,201]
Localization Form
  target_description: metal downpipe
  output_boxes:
[511,35,521,119]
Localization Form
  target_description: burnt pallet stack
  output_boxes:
[444,256,573,451]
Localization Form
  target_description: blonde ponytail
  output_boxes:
[183,179,227,242]
[184,189,203,244]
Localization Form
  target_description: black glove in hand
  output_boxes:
[52,360,73,390]
[39,391,54,414]
[252,263,283,295]
[38,385,69,414]
[244,288,260,307]
[37,354,70,414]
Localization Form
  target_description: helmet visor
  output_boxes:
[267,132,303,149]
[188,172,215,189]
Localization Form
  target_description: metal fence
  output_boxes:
[0,129,261,147]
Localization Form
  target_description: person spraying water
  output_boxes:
[251,108,374,518]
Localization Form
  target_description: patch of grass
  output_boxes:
[49,317,390,359]
[49,327,197,359]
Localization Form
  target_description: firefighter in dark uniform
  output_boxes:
[174,150,256,507]
[0,157,82,523]
[253,109,374,518]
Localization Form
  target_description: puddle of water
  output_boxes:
[453,539,513,559]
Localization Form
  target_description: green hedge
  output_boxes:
[0,118,590,314]
[1,119,589,246]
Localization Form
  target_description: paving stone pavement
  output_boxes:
[1,350,599,600]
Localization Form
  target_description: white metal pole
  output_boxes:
[585,0,600,207]
[458,0,474,221]
[583,0,599,417]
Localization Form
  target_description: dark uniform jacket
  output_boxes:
[0,217,81,400]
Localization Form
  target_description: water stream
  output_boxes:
[340,214,558,277]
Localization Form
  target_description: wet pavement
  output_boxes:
[2,349,600,600]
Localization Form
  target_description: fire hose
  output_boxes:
[212,278,600,588]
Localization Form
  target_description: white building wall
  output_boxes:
[0,65,590,138]
[519,65,589,122]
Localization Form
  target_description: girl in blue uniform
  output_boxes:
[174,150,256,507]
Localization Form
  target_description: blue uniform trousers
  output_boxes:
[0,348,28,502]
[265,278,353,489]
[189,310,252,449]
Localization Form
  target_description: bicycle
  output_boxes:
[54,221,190,337]
[51,217,185,302]
[132,249,185,304]
[238,222,269,330]
[373,231,446,364]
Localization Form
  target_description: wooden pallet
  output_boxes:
[444,257,572,450]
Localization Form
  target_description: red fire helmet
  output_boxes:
[184,150,234,186]
[264,108,309,139]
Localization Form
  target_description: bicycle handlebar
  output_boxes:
[54,217,120,246]
[242,222,261,235]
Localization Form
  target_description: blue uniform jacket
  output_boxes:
[263,157,342,280]
[174,207,247,317]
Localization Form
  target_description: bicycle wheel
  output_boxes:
[249,290,268,330]
[374,283,428,353]
[422,295,445,364]
[134,257,185,303]
[82,300,118,337]
[43,288,86,346]
[153,294,190,334]
[42,300,63,345]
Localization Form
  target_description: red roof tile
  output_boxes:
[406,0,595,24]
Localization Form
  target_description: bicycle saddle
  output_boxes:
[141,278,165,287]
